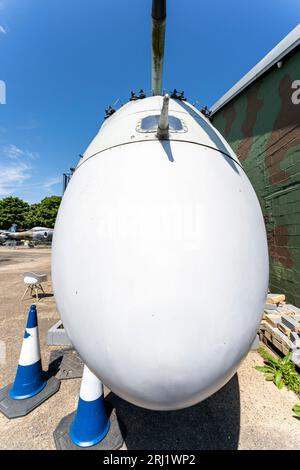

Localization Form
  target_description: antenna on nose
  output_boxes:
[152,0,166,96]
[156,94,169,139]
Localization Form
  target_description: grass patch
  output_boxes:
[256,346,300,396]
[293,404,300,419]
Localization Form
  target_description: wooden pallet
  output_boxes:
[260,332,300,371]
[259,296,300,367]
[260,323,294,356]
[260,326,300,368]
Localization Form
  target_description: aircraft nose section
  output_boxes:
[52,127,268,411]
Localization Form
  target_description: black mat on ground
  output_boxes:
[48,348,84,380]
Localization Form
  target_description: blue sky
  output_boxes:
[0,0,299,203]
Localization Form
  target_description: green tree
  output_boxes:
[0,197,30,230]
[24,196,62,229]
[24,203,42,228]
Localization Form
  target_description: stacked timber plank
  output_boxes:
[260,293,300,366]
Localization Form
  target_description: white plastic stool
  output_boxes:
[21,272,48,301]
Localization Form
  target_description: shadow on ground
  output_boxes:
[106,374,240,450]
[38,293,54,299]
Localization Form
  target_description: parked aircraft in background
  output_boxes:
[0,225,54,243]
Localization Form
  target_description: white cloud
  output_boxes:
[0,161,32,196]
[4,144,24,159]
[0,145,62,199]
[0,25,6,35]
[4,144,38,160]
[0,145,33,196]
[43,176,61,193]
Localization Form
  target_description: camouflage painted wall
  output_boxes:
[212,48,300,306]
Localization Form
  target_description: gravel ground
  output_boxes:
[0,246,300,450]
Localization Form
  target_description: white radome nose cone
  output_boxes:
[52,98,268,410]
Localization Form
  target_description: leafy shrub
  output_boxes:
[256,347,300,395]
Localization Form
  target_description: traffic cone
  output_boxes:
[54,364,124,450]
[0,304,60,419]
[53,365,124,450]
[9,304,46,399]
[69,365,110,447]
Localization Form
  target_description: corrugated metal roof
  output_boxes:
[210,24,300,115]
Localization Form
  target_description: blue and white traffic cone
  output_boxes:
[9,304,46,399]
[69,365,110,447]
[53,364,124,450]
[0,304,60,419]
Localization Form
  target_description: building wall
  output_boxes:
[212,48,300,306]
